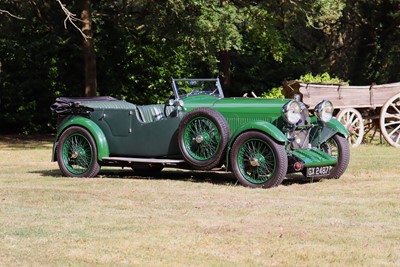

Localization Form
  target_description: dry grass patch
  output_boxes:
[0,136,399,266]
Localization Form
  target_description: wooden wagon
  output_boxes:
[283,80,400,148]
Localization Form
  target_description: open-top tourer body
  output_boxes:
[51,78,350,188]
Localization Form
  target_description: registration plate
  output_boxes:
[306,166,330,177]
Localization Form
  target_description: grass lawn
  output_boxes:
[0,135,399,266]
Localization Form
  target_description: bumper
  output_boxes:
[290,148,337,168]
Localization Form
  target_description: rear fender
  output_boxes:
[52,116,110,161]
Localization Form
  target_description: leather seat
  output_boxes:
[136,104,165,123]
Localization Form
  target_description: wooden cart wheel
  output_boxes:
[336,108,364,147]
[363,117,383,145]
[380,93,400,148]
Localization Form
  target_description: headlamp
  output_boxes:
[283,100,302,125]
[314,100,333,123]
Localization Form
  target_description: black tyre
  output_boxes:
[319,134,350,179]
[230,131,287,188]
[178,107,230,170]
[56,126,101,177]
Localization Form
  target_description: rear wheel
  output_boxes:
[178,108,230,170]
[230,131,287,188]
[57,126,100,177]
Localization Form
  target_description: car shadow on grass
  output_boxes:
[35,168,319,188]
[283,174,320,186]
[103,168,240,187]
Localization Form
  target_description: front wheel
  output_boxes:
[56,126,101,177]
[230,131,287,188]
[319,134,350,179]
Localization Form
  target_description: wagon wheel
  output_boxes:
[380,93,400,147]
[336,108,364,147]
[363,117,384,145]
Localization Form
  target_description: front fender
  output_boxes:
[310,118,349,146]
[52,116,110,161]
[229,120,288,147]
[326,118,349,137]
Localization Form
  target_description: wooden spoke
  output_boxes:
[380,93,400,147]
[336,108,364,147]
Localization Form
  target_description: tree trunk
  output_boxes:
[219,0,232,91]
[220,50,231,89]
[81,0,97,97]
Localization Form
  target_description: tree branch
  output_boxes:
[29,0,55,32]
[0,9,25,20]
[55,0,90,40]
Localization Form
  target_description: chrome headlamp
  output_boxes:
[314,100,333,123]
[283,100,302,125]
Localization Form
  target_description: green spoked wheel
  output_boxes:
[318,134,350,179]
[56,126,100,177]
[230,131,287,188]
[178,108,230,170]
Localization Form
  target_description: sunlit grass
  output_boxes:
[0,136,399,266]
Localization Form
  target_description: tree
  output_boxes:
[1,0,400,134]
[80,0,97,96]
[329,0,400,84]
[54,0,97,96]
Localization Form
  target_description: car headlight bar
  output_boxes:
[314,100,333,123]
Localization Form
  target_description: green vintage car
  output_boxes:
[51,78,350,188]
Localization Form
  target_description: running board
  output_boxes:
[102,157,185,164]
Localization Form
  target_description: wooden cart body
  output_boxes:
[283,81,400,147]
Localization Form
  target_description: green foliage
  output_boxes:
[193,1,243,52]
[300,72,348,84]
[260,87,284,99]
[306,0,346,33]
[1,0,399,133]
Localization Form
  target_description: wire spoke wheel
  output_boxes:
[380,93,400,147]
[184,116,220,161]
[230,131,287,188]
[57,126,100,177]
[62,133,93,175]
[178,108,230,170]
[237,138,275,184]
[318,134,350,179]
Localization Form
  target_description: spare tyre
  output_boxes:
[178,107,230,170]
